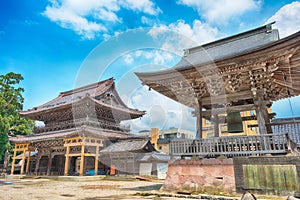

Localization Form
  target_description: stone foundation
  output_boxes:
[162,158,235,194]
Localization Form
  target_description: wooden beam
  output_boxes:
[254,97,267,135]
[64,143,84,147]
[35,154,41,175]
[213,115,220,137]
[202,104,256,116]
[79,145,85,176]
[20,149,26,175]
[201,91,254,106]
[47,152,53,176]
[196,99,203,139]
[94,146,99,176]
[25,151,31,174]
[10,149,17,175]
[68,153,96,157]
[64,145,70,176]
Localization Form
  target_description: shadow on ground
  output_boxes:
[125,183,162,191]
[82,195,153,200]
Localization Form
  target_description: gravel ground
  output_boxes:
[0,179,163,200]
[0,178,288,200]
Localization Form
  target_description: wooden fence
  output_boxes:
[170,133,294,157]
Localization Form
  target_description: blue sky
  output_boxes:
[1,0,300,132]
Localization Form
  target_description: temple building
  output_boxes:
[9,78,145,176]
[136,22,300,145]
[136,23,300,195]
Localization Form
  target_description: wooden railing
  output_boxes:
[170,133,293,157]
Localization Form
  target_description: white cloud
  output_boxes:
[177,0,261,25]
[44,4,106,39]
[122,49,177,66]
[94,8,120,22]
[141,16,157,26]
[43,0,161,39]
[123,54,134,64]
[121,86,196,133]
[121,0,162,16]
[148,19,219,55]
[266,2,300,38]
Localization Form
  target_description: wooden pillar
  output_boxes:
[25,151,31,174]
[79,145,85,176]
[64,146,70,176]
[263,108,273,134]
[20,149,26,175]
[47,151,53,176]
[10,148,17,175]
[35,154,41,175]
[213,115,220,137]
[94,146,99,176]
[196,99,203,139]
[254,97,267,135]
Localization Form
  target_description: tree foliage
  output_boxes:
[0,72,34,161]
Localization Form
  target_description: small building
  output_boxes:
[100,139,170,179]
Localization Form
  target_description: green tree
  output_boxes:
[0,72,34,162]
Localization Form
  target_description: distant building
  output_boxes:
[139,127,195,153]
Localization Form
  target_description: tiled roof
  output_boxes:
[174,23,279,69]
[19,78,145,118]
[100,139,156,153]
[271,118,300,146]
[21,78,114,114]
[137,152,170,162]
[8,126,141,144]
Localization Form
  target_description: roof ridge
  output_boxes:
[60,78,114,97]
[185,22,276,54]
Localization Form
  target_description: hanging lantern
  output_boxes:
[227,112,243,133]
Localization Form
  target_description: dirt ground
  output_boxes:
[0,177,288,200]
[0,178,165,200]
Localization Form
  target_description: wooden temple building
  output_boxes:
[136,23,300,157]
[136,23,300,195]
[9,78,146,176]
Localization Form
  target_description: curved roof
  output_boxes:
[20,78,145,120]
[9,125,141,144]
[100,139,156,153]
[136,24,300,109]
